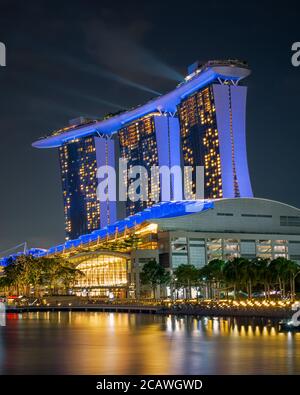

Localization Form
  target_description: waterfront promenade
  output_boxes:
[5,298,295,319]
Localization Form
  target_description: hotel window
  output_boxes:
[273,245,287,253]
[59,137,100,239]
[217,212,233,216]
[240,240,256,256]
[280,216,300,226]
[172,237,188,252]
[258,239,271,245]
[189,238,205,245]
[118,114,161,216]
[189,245,206,268]
[178,86,223,199]
[207,238,223,261]
[172,253,188,268]
[288,241,300,257]
[241,214,272,218]
[172,237,187,243]
[256,240,272,258]
[223,239,239,260]
[257,245,272,253]
[290,255,300,262]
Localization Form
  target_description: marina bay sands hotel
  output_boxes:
[33,59,253,240]
[4,58,297,298]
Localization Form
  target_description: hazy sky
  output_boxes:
[0,0,300,252]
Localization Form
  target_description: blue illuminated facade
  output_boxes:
[59,136,99,240]
[32,60,251,149]
[59,134,117,240]
[32,59,253,240]
[0,200,214,265]
[213,84,253,198]
[178,82,253,199]
[118,112,181,217]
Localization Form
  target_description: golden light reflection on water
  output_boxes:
[1,312,300,374]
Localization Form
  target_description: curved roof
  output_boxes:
[32,64,250,149]
[214,197,300,213]
[152,198,300,235]
[0,200,214,264]
[2,198,300,266]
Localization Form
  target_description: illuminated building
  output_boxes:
[2,198,300,298]
[178,61,252,199]
[0,58,296,299]
[59,118,117,240]
[178,85,222,199]
[118,112,181,216]
[59,136,99,240]
[70,252,130,298]
[33,60,253,238]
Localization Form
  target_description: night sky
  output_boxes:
[0,0,300,253]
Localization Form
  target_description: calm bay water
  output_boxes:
[0,312,299,375]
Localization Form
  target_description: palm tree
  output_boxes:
[199,259,225,298]
[267,257,300,299]
[173,264,200,299]
[285,259,300,300]
[239,258,256,298]
[57,262,84,293]
[222,257,244,299]
[40,257,83,295]
[140,259,170,299]
[269,257,289,298]
[252,257,271,299]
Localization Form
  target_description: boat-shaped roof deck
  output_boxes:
[32,61,250,149]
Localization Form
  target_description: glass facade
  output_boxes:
[178,86,223,199]
[118,113,160,217]
[289,240,300,264]
[73,253,129,296]
[169,235,291,268]
[206,238,223,261]
[59,137,100,240]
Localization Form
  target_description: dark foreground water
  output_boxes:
[0,312,299,374]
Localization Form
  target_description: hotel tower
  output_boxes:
[33,59,253,240]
